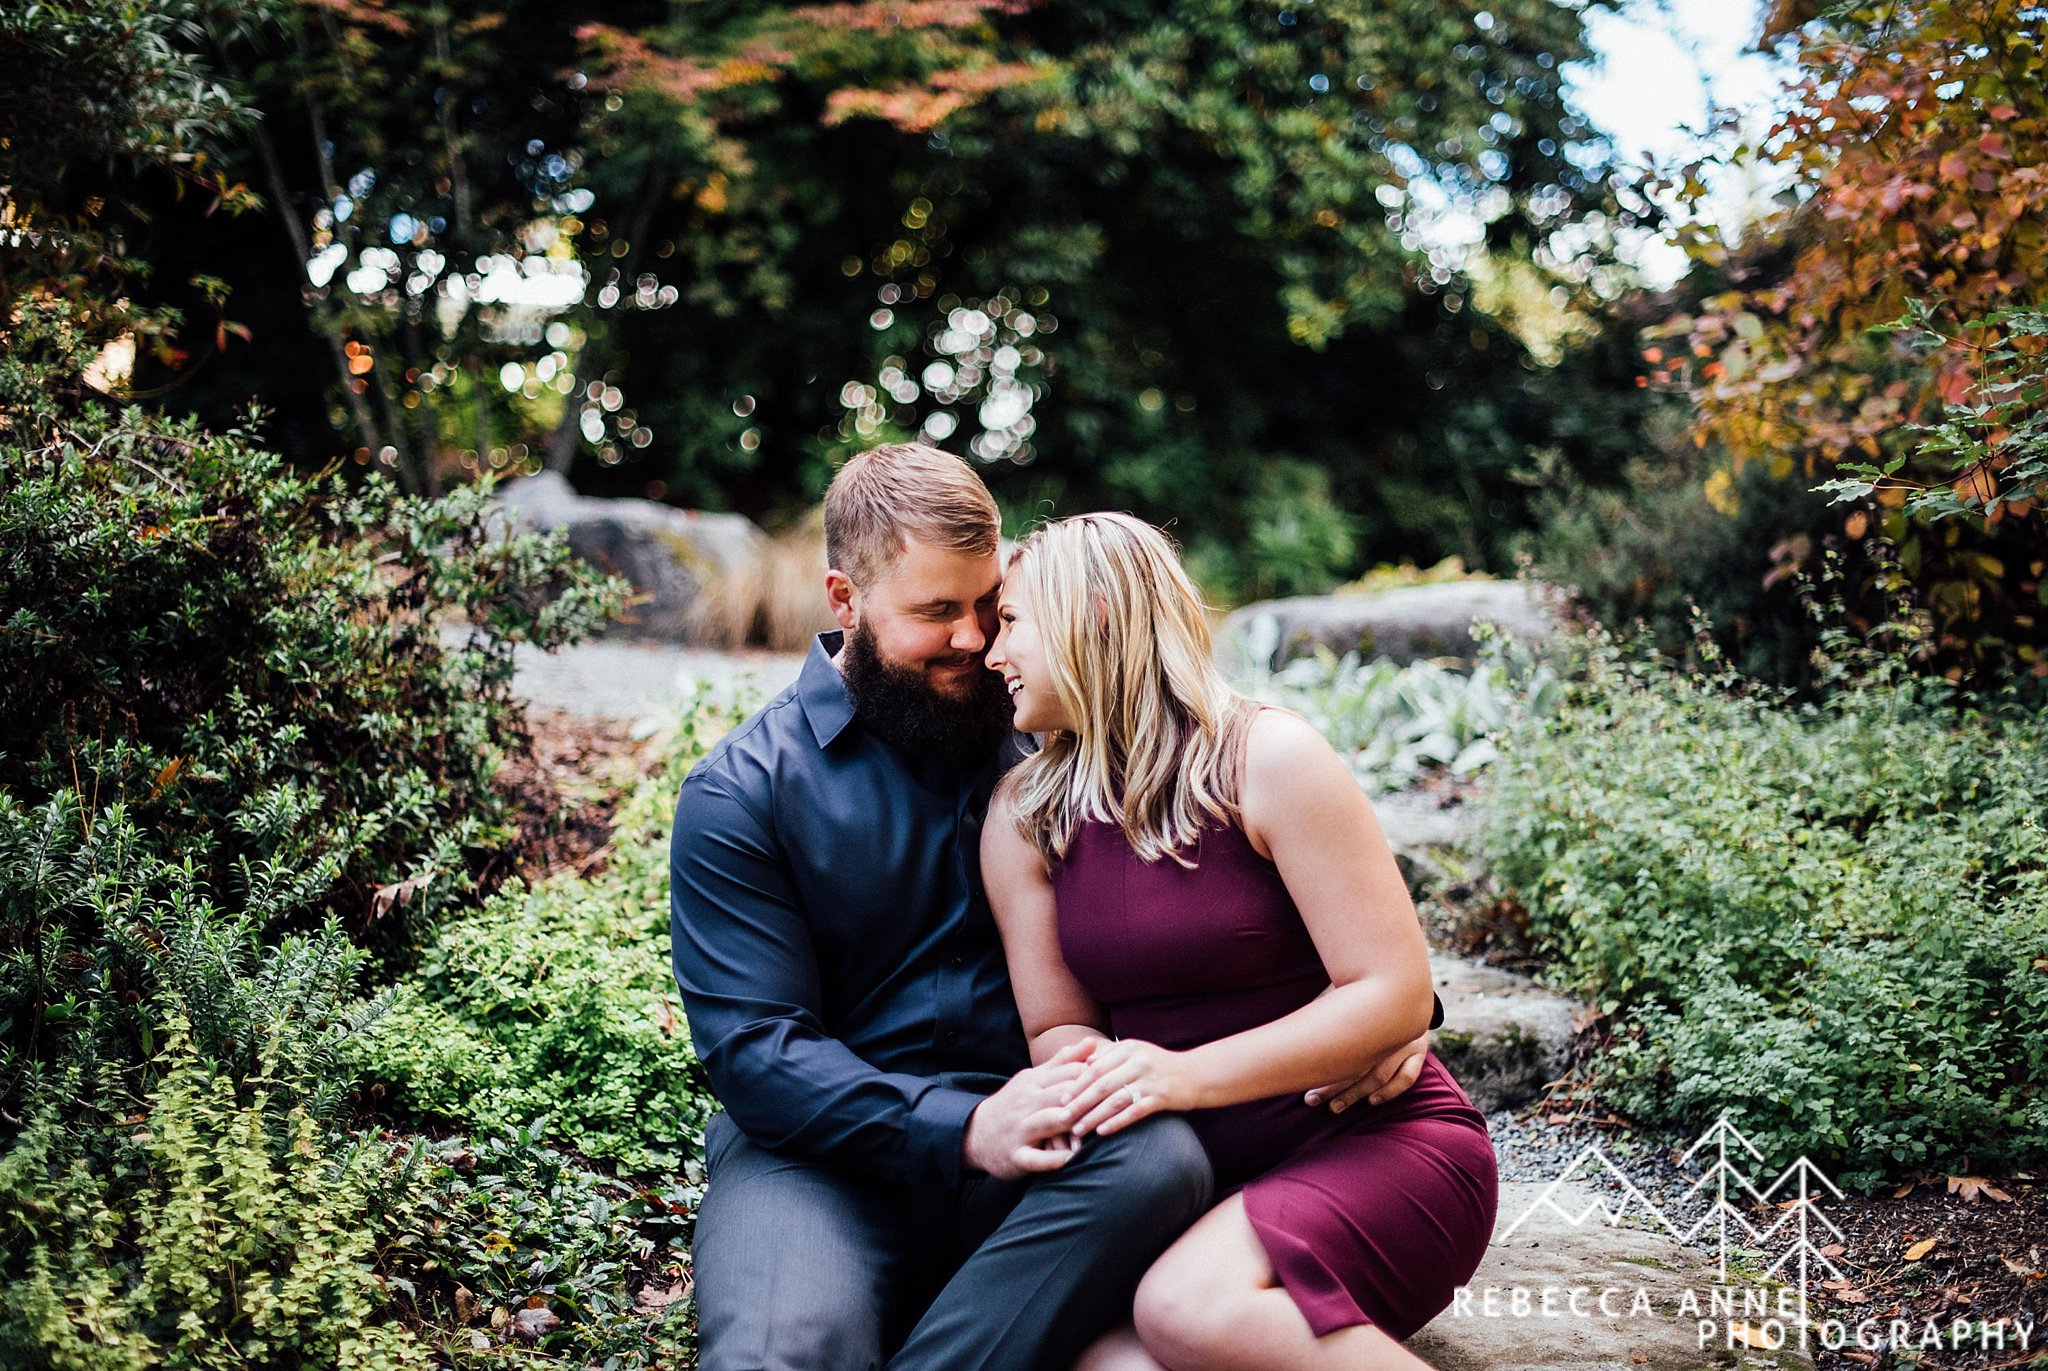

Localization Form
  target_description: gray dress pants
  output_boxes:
[692,1104,1214,1371]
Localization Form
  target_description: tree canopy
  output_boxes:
[18,0,1656,597]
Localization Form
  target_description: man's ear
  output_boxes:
[825,568,859,631]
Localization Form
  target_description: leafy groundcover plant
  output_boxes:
[2,343,711,1366]
[1485,630,2048,1191]
[1243,630,1560,795]
[348,707,735,1175]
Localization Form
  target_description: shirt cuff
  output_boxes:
[906,1083,988,1187]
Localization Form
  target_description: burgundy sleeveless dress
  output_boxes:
[1051,816,1498,1341]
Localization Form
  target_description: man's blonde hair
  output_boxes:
[1001,512,1258,868]
[824,443,1001,586]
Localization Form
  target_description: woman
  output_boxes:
[980,512,1497,1371]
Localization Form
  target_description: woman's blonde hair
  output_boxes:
[1003,512,1257,867]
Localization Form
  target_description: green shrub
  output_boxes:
[366,1121,699,1367]
[0,339,640,1363]
[0,790,396,1126]
[1522,444,1848,688]
[1484,632,2048,1190]
[1,389,625,1118]
[0,1021,433,1371]
[349,706,736,1175]
[1,1024,699,1370]
[1241,631,1559,794]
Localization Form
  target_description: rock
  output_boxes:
[512,1306,561,1343]
[495,471,768,646]
[1218,580,1562,673]
[1373,787,1486,894]
[1430,953,1578,1115]
[1410,1182,1813,1370]
[1359,779,1577,1113]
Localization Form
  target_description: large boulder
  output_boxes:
[1218,580,1562,673]
[494,471,768,646]
[1428,952,1579,1115]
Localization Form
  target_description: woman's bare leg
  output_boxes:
[1131,1195,1435,1371]
[1073,1323,1168,1371]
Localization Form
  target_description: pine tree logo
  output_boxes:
[1754,1154,1849,1323]
[1677,1114,1773,1279]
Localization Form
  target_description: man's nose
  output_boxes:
[951,613,986,655]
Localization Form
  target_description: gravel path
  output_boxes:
[1487,1107,1719,1244]
[494,635,805,721]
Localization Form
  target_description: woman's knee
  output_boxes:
[1131,1258,1253,1371]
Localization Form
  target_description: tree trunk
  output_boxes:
[214,23,383,462]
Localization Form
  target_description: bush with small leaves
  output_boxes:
[1,370,626,1118]
[1484,629,2048,1191]
[0,1020,435,1371]
[351,704,738,1175]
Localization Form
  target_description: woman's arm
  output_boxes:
[981,784,1112,1065]
[1064,709,1435,1135]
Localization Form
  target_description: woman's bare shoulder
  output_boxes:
[1243,704,1341,781]
[1239,703,1359,833]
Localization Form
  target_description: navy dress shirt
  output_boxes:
[670,630,1030,1188]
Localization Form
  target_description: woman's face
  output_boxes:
[987,576,1075,734]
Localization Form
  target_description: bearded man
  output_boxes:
[669,443,1426,1371]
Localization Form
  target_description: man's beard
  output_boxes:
[841,623,1015,764]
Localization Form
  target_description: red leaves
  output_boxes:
[1934,364,1974,406]
[371,872,432,919]
[822,62,1039,132]
[300,0,412,37]
[792,0,1034,31]
[1673,0,2048,526]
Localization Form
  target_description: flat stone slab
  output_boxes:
[1411,1182,1815,1371]
[1373,787,1486,894]
[1374,787,1485,857]
[1430,954,1578,1115]
[1218,581,1563,673]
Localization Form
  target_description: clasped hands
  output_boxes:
[962,1031,1431,1180]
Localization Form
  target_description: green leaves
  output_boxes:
[1485,632,2048,1190]
[347,721,733,1176]
[1243,629,1557,794]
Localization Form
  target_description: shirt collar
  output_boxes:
[798,629,857,749]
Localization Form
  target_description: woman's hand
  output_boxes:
[1059,1038,1208,1139]
[1304,1029,1432,1113]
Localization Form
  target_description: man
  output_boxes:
[670,443,1428,1371]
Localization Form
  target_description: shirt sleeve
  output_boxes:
[669,769,984,1187]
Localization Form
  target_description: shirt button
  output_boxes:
[942,1030,959,1045]
[949,955,965,969]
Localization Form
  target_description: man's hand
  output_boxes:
[963,1040,1099,1179]
[1303,1030,1431,1114]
